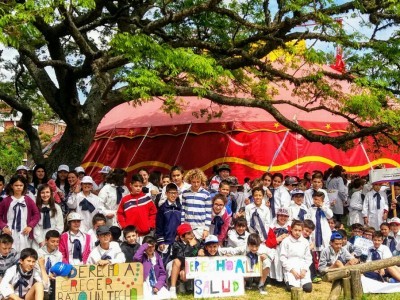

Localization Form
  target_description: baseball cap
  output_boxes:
[217,164,231,172]
[176,223,192,236]
[285,176,298,185]
[67,212,83,222]
[390,217,400,226]
[276,208,289,217]
[75,166,85,174]
[204,235,219,245]
[291,188,305,197]
[57,164,69,172]
[99,166,112,174]
[81,176,94,184]
[96,225,111,236]
[226,176,241,187]
[50,262,73,277]
[16,165,29,172]
[330,232,343,241]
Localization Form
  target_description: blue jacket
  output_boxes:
[155,200,182,245]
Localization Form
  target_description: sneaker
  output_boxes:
[169,287,177,299]
[259,285,268,295]
[312,276,322,283]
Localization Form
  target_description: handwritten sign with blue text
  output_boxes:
[55,263,143,300]
[185,256,261,279]
[194,274,245,298]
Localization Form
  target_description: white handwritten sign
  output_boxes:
[370,168,400,184]
[353,237,373,256]
[185,256,261,279]
[194,274,245,298]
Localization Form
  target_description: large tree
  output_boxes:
[0,0,399,172]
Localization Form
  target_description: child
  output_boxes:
[0,234,19,279]
[209,194,231,245]
[337,229,351,252]
[245,187,271,242]
[110,226,122,244]
[318,232,358,274]
[380,222,397,254]
[270,208,291,283]
[387,183,400,219]
[33,184,64,250]
[362,182,388,230]
[227,216,249,247]
[158,166,191,207]
[210,180,232,215]
[98,168,130,226]
[288,189,308,222]
[87,225,125,265]
[243,177,252,198]
[328,217,337,232]
[0,248,48,300]
[304,173,329,208]
[306,191,333,252]
[87,213,107,245]
[199,235,220,256]
[156,183,182,254]
[181,169,212,240]
[280,220,313,293]
[59,212,93,265]
[269,173,291,218]
[348,178,364,226]
[168,224,201,299]
[0,175,40,252]
[390,217,400,244]
[37,230,62,273]
[120,225,140,262]
[364,231,400,282]
[117,174,157,242]
[227,176,246,214]
[246,233,274,295]
[302,220,320,283]
[209,164,230,193]
[67,176,104,232]
[134,236,169,299]
[37,230,62,299]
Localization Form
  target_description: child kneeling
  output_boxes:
[280,220,313,293]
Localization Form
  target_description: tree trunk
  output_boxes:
[44,119,99,174]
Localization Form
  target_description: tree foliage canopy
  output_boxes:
[0,0,399,171]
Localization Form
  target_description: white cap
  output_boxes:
[16,165,29,172]
[204,235,219,245]
[81,176,94,184]
[99,166,112,174]
[75,166,85,174]
[67,212,83,222]
[57,164,69,172]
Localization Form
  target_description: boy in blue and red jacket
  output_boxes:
[117,174,157,242]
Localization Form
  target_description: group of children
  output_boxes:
[0,163,398,299]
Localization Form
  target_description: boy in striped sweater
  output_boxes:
[181,169,212,240]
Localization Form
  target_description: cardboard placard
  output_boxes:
[194,274,245,298]
[353,237,374,256]
[55,263,143,300]
[370,168,400,184]
[185,256,261,279]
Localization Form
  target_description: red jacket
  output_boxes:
[117,193,157,235]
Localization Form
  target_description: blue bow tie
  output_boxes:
[80,198,95,213]
[12,202,26,232]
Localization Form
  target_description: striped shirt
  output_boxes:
[181,187,212,231]
[0,248,19,277]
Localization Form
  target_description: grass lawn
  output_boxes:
[176,280,400,299]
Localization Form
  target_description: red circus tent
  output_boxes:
[82,94,400,182]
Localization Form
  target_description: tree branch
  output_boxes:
[174,86,391,148]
